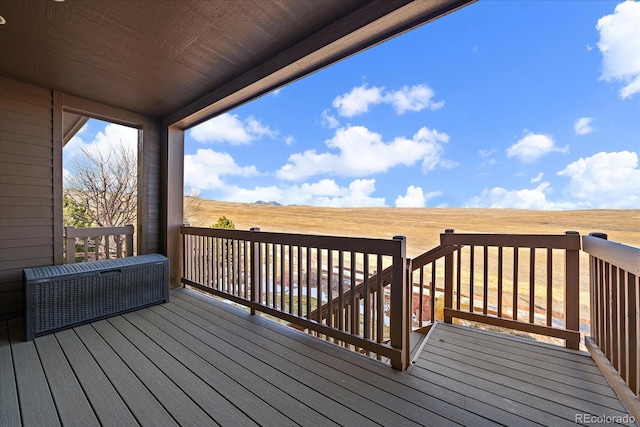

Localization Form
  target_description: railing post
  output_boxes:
[65,226,75,264]
[565,230,580,350]
[390,235,407,370]
[126,224,134,256]
[250,228,260,315]
[443,229,455,324]
[180,224,188,288]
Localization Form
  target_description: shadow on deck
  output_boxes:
[1,288,635,426]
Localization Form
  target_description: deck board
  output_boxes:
[154,301,377,426]
[0,321,20,427]
[423,327,625,410]
[8,319,60,427]
[170,287,498,427]
[72,322,178,426]
[34,334,100,427]
[1,287,636,427]
[417,322,633,425]
[54,328,140,426]
[90,319,216,426]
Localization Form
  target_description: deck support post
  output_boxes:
[390,235,408,370]
[443,229,455,324]
[565,230,581,350]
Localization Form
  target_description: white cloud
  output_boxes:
[190,113,276,144]
[387,85,445,114]
[574,117,595,135]
[276,125,451,181]
[395,186,442,208]
[557,151,640,208]
[183,148,259,191]
[284,135,295,146]
[217,178,387,207]
[531,172,544,184]
[321,109,340,129]
[331,83,443,117]
[467,183,558,210]
[65,122,137,163]
[467,151,640,210]
[332,84,385,117]
[395,186,426,208]
[596,0,640,99]
[506,131,568,163]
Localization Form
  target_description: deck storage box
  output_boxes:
[23,254,169,340]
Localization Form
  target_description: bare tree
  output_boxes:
[64,140,137,228]
[183,188,206,226]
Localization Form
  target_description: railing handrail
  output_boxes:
[65,225,134,239]
[179,226,402,256]
[440,232,581,249]
[583,234,640,275]
[65,224,134,263]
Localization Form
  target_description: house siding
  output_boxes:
[0,77,54,320]
[0,77,164,320]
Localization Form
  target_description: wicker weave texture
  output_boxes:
[23,254,169,340]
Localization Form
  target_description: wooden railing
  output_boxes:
[310,229,582,350]
[65,225,134,263]
[583,232,639,408]
[180,226,410,370]
[440,230,581,349]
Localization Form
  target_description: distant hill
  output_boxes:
[254,200,282,206]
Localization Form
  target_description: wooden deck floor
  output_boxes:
[1,287,634,426]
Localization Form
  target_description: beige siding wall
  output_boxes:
[0,78,164,320]
[0,77,54,319]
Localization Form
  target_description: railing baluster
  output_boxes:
[273,243,278,309]
[306,247,312,319]
[317,249,322,325]
[498,246,503,318]
[456,247,461,311]
[513,248,519,321]
[619,267,627,382]
[376,255,383,344]
[338,251,344,331]
[297,246,303,316]
[289,245,294,314]
[327,250,333,328]
[469,246,475,313]
[483,245,488,316]
[546,248,552,327]
[628,271,638,396]
[529,247,535,324]
[350,252,357,334]
[280,244,285,311]
[611,265,619,372]
[363,253,370,340]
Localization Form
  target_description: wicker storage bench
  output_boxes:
[23,254,169,341]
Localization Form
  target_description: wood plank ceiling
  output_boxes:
[0,0,474,127]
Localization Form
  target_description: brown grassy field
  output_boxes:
[187,199,639,257]
[187,199,639,332]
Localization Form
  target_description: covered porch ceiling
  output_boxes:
[0,0,474,128]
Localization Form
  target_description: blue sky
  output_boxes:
[67,1,640,209]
